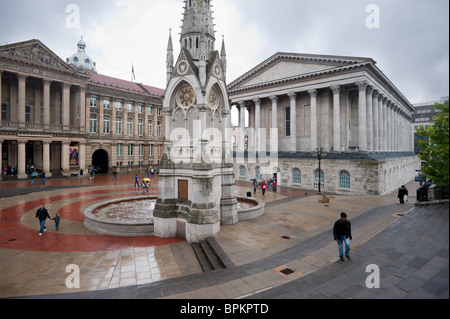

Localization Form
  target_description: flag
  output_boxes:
[131,64,136,82]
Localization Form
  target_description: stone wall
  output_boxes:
[235,153,421,196]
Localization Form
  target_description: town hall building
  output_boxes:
[228,52,420,195]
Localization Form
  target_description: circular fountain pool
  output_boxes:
[84,196,265,237]
[84,196,157,237]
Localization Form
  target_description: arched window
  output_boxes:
[314,169,324,190]
[240,166,246,177]
[293,169,301,184]
[339,171,351,189]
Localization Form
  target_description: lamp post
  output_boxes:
[313,147,327,195]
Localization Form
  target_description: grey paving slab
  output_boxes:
[7,200,448,300]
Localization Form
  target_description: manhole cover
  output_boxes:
[280,268,295,276]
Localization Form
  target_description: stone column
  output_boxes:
[288,92,297,152]
[366,86,374,151]
[164,107,172,140]
[79,142,86,172]
[62,83,71,131]
[308,89,318,151]
[123,102,128,137]
[0,71,3,113]
[61,142,70,176]
[253,99,261,151]
[372,91,379,151]
[42,141,52,178]
[382,97,388,151]
[42,80,51,129]
[143,104,148,137]
[17,141,27,179]
[387,101,392,151]
[270,95,278,133]
[238,101,246,153]
[377,95,383,151]
[356,81,368,151]
[79,86,86,132]
[18,75,27,127]
[134,102,139,137]
[330,86,341,152]
[86,96,91,133]
[98,97,104,135]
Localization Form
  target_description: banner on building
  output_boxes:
[70,146,79,167]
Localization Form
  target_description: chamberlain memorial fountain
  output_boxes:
[84,0,265,243]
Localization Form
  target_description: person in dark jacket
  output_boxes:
[397,185,408,204]
[35,204,51,236]
[333,212,352,261]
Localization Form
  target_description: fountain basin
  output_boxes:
[236,196,265,221]
[84,196,156,237]
[84,196,264,237]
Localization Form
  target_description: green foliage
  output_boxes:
[416,101,449,186]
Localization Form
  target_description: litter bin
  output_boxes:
[247,192,252,198]
[416,186,428,202]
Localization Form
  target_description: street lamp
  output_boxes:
[312,147,328,195]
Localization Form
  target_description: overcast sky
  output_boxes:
[1,0,448,109]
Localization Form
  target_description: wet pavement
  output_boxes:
[0,174,448,300]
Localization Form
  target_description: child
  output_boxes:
[141,181,147,194]
[52,213,61,231]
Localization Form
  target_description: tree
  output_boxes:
[416,100,449,186]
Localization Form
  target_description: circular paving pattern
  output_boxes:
[0,188,184,252]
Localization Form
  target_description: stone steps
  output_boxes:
[191,237,234,272]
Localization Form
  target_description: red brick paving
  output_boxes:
[0,185,184,252]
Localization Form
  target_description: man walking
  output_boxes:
[35,204,51,236]
[333,212,352,261]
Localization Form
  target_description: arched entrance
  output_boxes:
[92,149,109,174]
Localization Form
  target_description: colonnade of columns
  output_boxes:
[0,70,86,131]
[235,80,413,153]
[1,140,86,179]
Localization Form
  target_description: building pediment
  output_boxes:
[0,39,75,73]
[228,52,374,92]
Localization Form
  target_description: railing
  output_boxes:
[0,121,85,134]
[417,185,449,202]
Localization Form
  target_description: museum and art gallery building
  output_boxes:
[0,38,165,179]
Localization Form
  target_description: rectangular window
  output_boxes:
[138,105,143,113]
[157,121,162,137]
[149,145,153,156]
[148,106,152,115]
[157,108,162,116]
[90,98,97,107]
[1,103,8,121]
[115,101,122,111]
[127,119,133,135]
[138,119,143,136]
[103,100,110,109]
[285,107,291,137]
[117,144,123,157]
[128,144,134,156]
[90,114,97,133]
[139,145,144,157]
[103,116,110,134]
[25,106,31,123]
[127,103,133,112]
[116,117,122,135]
[148,122,153,136]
